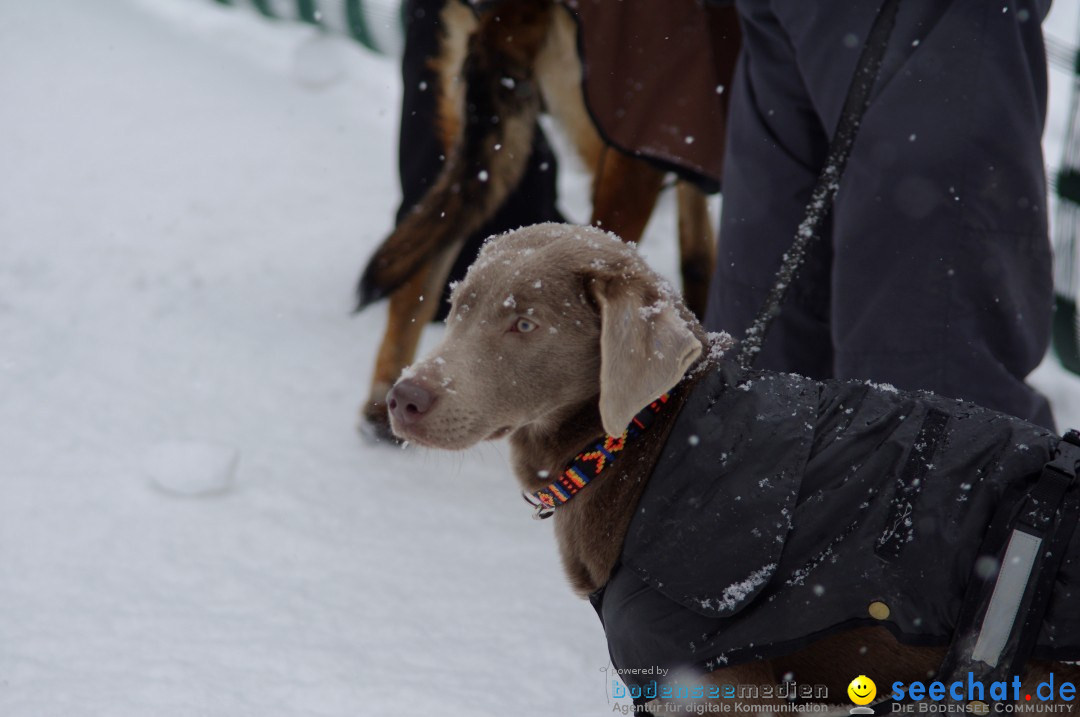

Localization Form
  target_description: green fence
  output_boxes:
[1052,30,1080,375]
[212,0,405,56]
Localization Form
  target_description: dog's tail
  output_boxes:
[356,0,553,310]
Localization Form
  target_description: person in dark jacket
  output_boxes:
[705,0,1055,429]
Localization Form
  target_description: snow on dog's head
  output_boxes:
[386,223,704,449]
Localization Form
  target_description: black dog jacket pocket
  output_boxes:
[620,362,818,619]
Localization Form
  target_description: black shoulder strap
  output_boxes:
[737,0,902,368]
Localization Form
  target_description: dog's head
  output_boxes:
[386,223,705,449]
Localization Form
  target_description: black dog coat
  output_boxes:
[591,361,1080,687]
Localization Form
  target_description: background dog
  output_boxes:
[354,0,740,440]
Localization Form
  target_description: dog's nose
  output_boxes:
[387,380,435,425]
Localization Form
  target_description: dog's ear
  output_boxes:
[594,279,702,436]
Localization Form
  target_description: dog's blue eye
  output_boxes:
[513,317,537,333]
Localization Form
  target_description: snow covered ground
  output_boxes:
[1,1,1079,715]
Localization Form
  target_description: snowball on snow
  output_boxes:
[143,440,239,497]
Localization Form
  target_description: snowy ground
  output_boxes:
[1,1,1079,716]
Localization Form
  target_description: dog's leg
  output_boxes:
[589,148,666,244]
[535,5,665,250]
[431,0,476,153]
[361,249,457,440]
[675,181,716,319]
[534,5,604,171]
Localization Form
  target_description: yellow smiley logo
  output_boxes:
[848,675,877,706]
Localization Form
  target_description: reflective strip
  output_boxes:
[971,530,1043,667]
